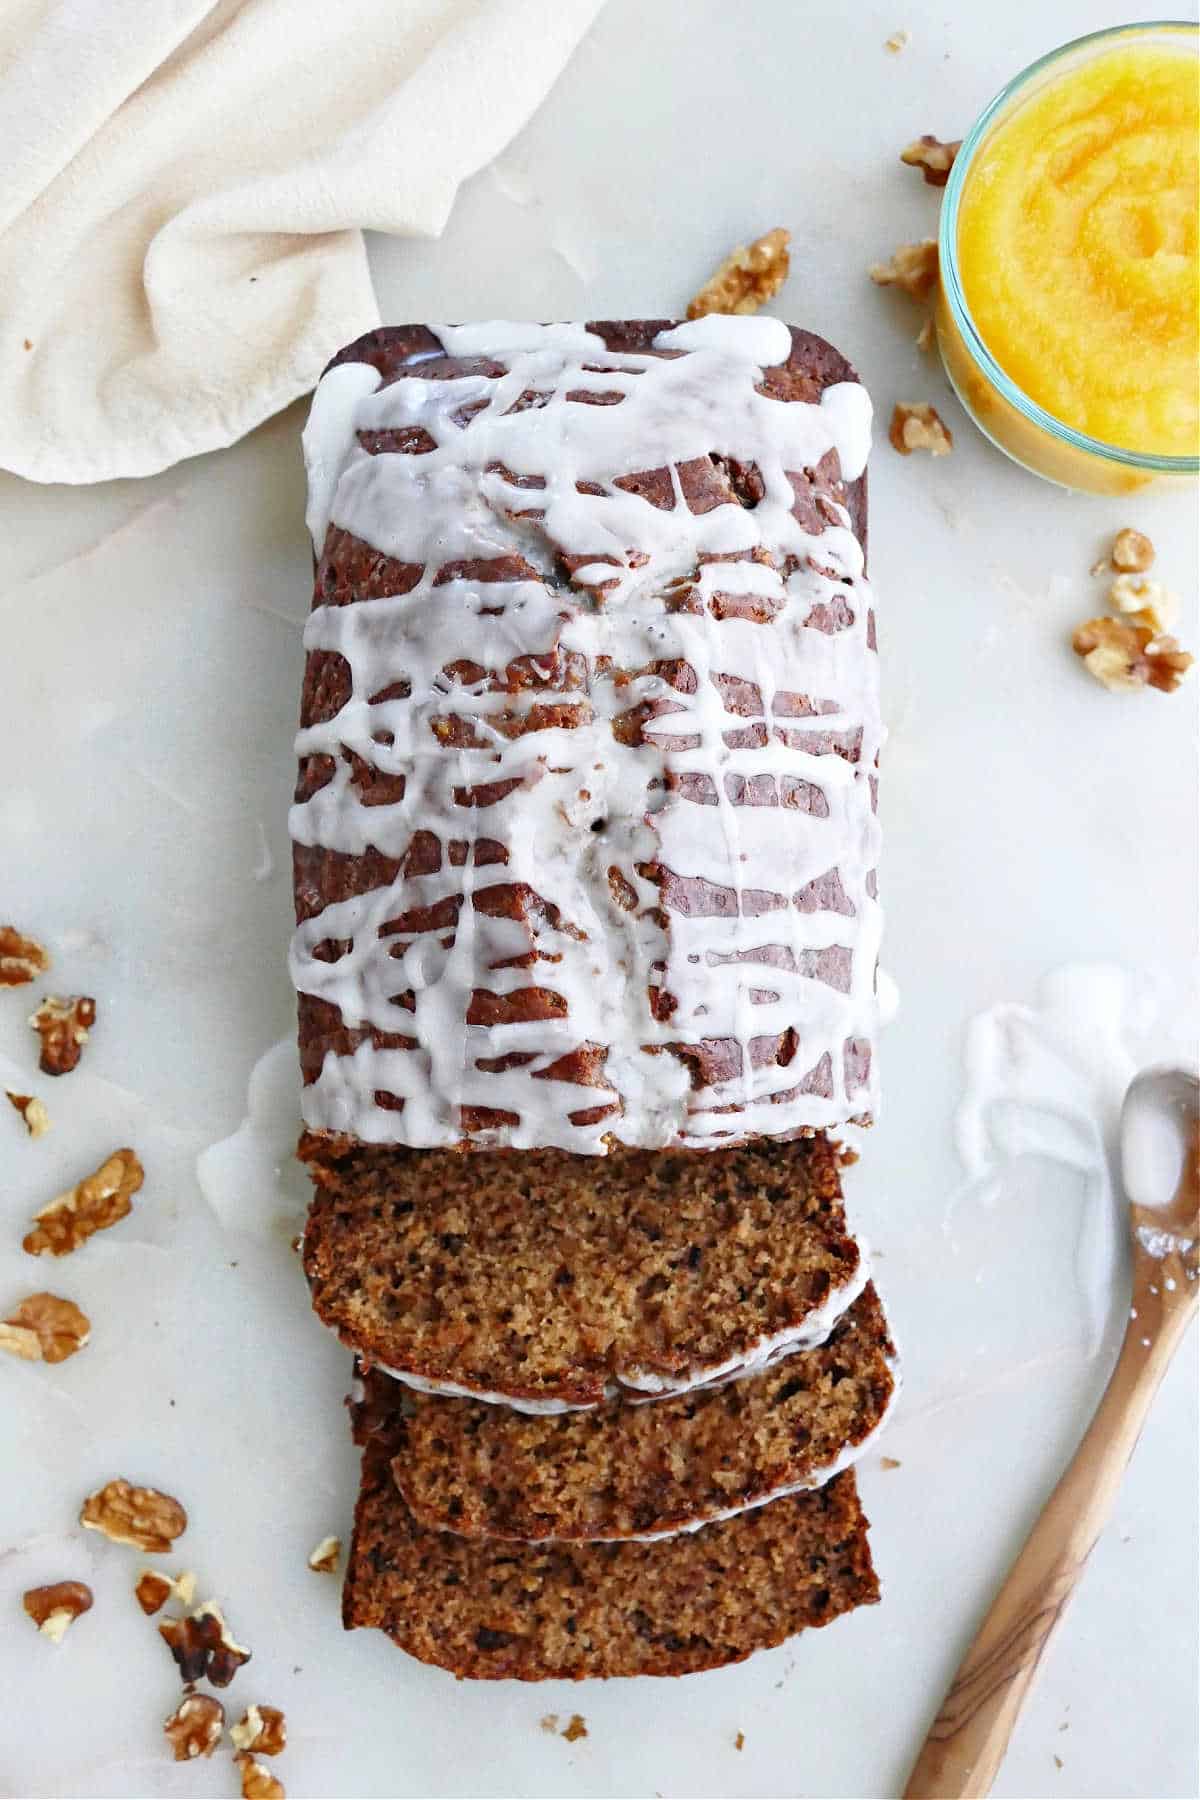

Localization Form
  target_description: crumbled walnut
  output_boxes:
[160,1600,251,1687]
[880,1455,903,1470]
[164,1694,225,1761]
[231,1705,287,1756]
[869,239,938,300]
[562,1714,588,1743]
[735,1731,746,1751]
[29,994,96,1076]
[81,1479,187,1552]
[1072,616,1195,694]
[6,1090,50,1138]
[900,135,962,186]
[1,1293,90,1363]
[236,1753,286,1799]
[23,1148,144,1256]
[23,1580,93,1642]
[915,316,934,354]
[889,402,953,456]
[307,1535,340,1574]
[1108,574,1178,635]
[884,29,910,52]
[1110,528,1155,574]
[540,1714,559,1734]
[135,1568,196,1615]
[0,926,50,987]
[687,228,790,320]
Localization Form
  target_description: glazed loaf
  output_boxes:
[292,318,880,1153]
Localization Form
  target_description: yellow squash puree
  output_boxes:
[957,43,1199,456]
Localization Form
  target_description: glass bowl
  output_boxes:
[936,20,1200,495]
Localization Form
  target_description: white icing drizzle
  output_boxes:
[292,319,881,1151]
[373,1247,872,1415]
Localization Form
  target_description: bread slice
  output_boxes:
[345,1382,879,1679]
[302,1131,867,1409]
[384,1283,895,1540]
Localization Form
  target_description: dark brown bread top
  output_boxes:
[301,1131,865,1408]
[345,1384,879,1679]
[382,1283,895,1541]
[294,319,879,1154]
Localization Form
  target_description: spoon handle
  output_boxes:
[903,1263,1197,1800]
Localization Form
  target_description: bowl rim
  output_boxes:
[938,19,1200,476]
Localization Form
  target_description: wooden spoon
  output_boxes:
[904,1065,1199,1800]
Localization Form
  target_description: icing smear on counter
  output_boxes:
[954,962,1198,1354]
[292,318,881,1152]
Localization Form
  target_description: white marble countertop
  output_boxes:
[1,2,1196,1795]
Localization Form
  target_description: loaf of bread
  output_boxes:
[344,1374,880,1679]
[292,318,880,1154]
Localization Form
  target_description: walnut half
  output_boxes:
[0,926,50,987]
[1072,616,1195,694]
[231,1705,287,1756]
[23,1580,93,1642]
[889,402,953,456]
[135,1568,197,1615]
[23,1148,144,1256]
[900,135,962,186]
[307,1535,341,1574]
[6,1090,50,1138]
[687,228,790,320]
[0,1293,90,1364]
[80,1479,187,1552]
[160,1600,251,1687]
[164,1694,225,1761]
[236,1753,286,1799]
[29,995,96,1076]
[869,239,938,300]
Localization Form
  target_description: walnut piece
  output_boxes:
[135,1568,196,1615]
[29,994,96,1076]
[23,1580,93,1642]
[889,402,954,456]
[0,926,50,987]
[7,1090,50,1138]
[900,135,962,186]
[1108,573,1179,635]
[1110,528,1155,574]
[23,1147,144,1256]
[160,1600,251,1687]
[687,227,790,320]
[884,29,910,52]
[81,1479,187,1552]
[307,1535,341,1574]
[1,1293,90,1363]
[231,1705,287,1756]
[915,316,934,354]
[236,1753,286,1800]
[869,238,938,300]
[562,1714,588,1743]
[164,1694,225,1761]
[1072,616,1195,694]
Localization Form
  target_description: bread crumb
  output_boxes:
[884,30,910,52]
[735,1731,745,1751]
[880,1455,902,1470]
[1054,1755,1063,1770]
[916,317,934,354]
[540,1714,558,1733]
[562,1714,588,1743]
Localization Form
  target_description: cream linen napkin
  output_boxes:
[0,0,603,484]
